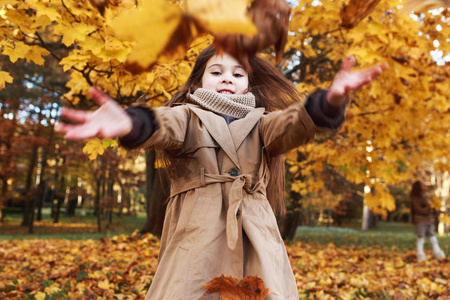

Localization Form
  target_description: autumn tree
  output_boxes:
[285,0,449,229]
[0,0,448,235]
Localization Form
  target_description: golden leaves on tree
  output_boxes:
[340,0,382,29]
[203,275,271,299]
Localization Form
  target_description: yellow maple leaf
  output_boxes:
[44,283,61,294]
[25,46,50,65]
[2,40,31,63]
[59,23,98,46]
[59,50,92,72]
[82,138,105,160]
[34,292,46,300]
[109,0,183,71]
[28,1,61,22]
[0,70,13,90]
[98,279,111,290]
[187,0,256,35]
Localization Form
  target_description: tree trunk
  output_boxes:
[148,169,170,235]
[362,206,378,230]
[362,205,371,231]
[28,180,47,233]
[140,151,170,236]
[22,110,43,227]
[278,209,302,241]
[278,192,303,241]
[36,119,55,221]
[22,144,38,227]
[106,176,114,230]
[52,158,65,223]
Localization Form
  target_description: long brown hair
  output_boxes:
[165,46,304,215]
[410,180,423,198]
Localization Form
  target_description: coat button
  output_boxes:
[236,210,241,218]
[230,169,239,176]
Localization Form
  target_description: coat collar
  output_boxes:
[187,104,264,169]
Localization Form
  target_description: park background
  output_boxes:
[0,0,449,299]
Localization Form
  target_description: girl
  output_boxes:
[410,180,446,262]
[57,46,386,299]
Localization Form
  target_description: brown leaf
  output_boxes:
[203,275,271,300]
[340,0,382,29]
[213,0,291,67]
[402,0,450,12]
[88,0,109,16]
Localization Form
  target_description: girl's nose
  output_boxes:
[222,73,233,84]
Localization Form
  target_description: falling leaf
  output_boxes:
[402,0,450,12]
[203,275,271,299]
[109,0,185,73]
[109,0,289,73]
[88,0,110,16]
[340,0,382,29]
[214,0,291,66]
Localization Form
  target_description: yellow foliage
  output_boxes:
[0,70,13,90]
[83,138,105,161]
[0,0,448,214]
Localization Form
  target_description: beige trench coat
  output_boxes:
[141,102,319,300]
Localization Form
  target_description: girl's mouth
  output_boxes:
[219,90,234,94]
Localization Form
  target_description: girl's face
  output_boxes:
[201,52,249,95]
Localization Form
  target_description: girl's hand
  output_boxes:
[327,56,388,106]
[56,86,132,140]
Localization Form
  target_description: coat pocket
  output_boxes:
[178,188,215,251]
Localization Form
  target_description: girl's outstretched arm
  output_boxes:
[327,56,388,106]
[56,87,132,140]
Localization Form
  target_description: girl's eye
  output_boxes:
[211,71,221,75]
[234,73,243,78]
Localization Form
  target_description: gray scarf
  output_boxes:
[187,88,256,119]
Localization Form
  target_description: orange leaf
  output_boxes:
[203,275,271,299]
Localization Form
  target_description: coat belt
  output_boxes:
[170,170,267,250]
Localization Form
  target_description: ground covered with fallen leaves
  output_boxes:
[1,232,449,300]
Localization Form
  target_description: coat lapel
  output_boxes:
[187,104,241,168]
[229,107,265,150]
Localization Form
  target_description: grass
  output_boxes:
[0,208,147,240]
[2,210,449,254]
[293,221,450,253]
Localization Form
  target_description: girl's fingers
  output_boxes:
[54,122,75,134]
[60,107,93,123]
[88,86,113,106]
[341,56,356,72]
[64,124,100,140]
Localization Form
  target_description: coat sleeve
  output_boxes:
[260,101,317,157]
[120,104,190,151]
[411,196,432,216]
[260,90,347,156]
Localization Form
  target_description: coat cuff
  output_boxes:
[304,89,348,129]
[119,107,156,149]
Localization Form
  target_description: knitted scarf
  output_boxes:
[187,88,256,119]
